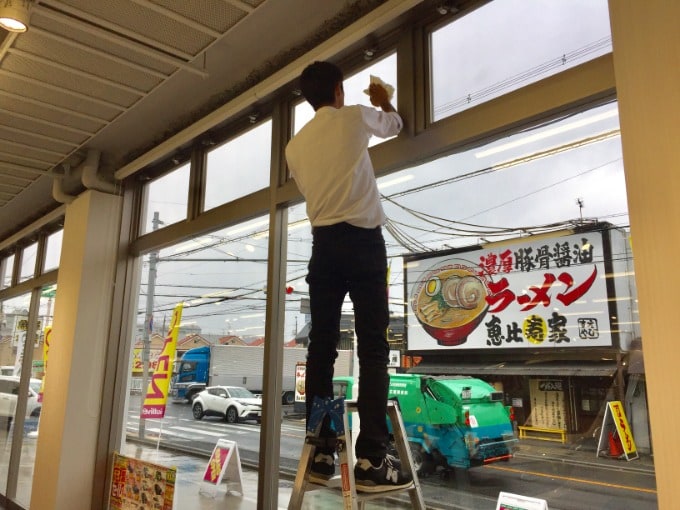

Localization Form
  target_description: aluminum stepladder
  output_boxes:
[288,397,425,510]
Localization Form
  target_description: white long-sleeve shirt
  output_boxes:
[285,104,403,228]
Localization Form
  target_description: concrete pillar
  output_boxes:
[30,190,122,510]
[608,2,680,508]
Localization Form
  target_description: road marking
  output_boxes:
[486,464,657,494]
[170,425,234,437]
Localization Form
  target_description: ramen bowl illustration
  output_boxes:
[411,259,490,346]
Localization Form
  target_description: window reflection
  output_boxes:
[142,162,190,234]
[43,230,63,273]
[0,290,49,505]
[19,242,38,283]
[0,254,14,289]
[125,216,271,494]
[204,120,272,211]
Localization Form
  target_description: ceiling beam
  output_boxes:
[36,1,209,77]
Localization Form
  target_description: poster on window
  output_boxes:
[109,452,176,510]
[405,230,616,351]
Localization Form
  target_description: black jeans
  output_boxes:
[305,222,390,459]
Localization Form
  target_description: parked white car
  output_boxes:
[192,385,262,424]
[0,375,42,420]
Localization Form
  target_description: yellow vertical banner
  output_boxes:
[608,400,638,460]
[141,303,183,419]
[38,327,52,403]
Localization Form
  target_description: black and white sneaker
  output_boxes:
[309,453,335,484]
[354,454,413,493]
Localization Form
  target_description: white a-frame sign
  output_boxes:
[496,491,549,510]
[200,439,243,497]
[596,400,639,461]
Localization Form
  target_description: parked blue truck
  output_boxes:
[170,344,309,405]
[170,344,351,405]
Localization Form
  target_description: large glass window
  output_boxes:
[124,216,271,497]
[0,292,44,503]
[1,254,14,289]
[19,242,38,283]
[431,0,612,121]
[283,99,648,507]
[43,230,63,273]
[141,162,190,234]
[204,120,272,211]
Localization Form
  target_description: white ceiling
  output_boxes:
[0,0,400,239]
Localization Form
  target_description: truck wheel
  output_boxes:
[192,402,204,420]
[409,442,434,477]
[225,406,239,423]
[282,391,295,405]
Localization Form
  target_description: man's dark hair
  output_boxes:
[299,61,343,110]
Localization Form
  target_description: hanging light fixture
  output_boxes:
[0,0,33,33]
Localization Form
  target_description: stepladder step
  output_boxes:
[288,396,426,510]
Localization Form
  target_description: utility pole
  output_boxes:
[139,211,161,438]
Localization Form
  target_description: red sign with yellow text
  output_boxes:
[140,303,183,419]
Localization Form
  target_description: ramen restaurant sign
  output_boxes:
[405,230,621,351]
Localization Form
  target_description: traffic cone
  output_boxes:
[608,431,623,457]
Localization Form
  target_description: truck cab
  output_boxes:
[170,346,210,403]
[334,374,518,474]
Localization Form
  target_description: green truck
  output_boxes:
[333,373,518,475]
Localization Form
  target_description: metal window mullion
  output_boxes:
[6,286,42,500]
[188,145,207,221]
[258,208,288,508]
[35,231,48,276]
[0,270,58,302]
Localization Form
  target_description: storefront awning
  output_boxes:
[409,361,618,377]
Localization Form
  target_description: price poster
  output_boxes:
[496,491,549,510]
[109,453,176,510]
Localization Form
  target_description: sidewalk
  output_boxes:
[513,436,655,474]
